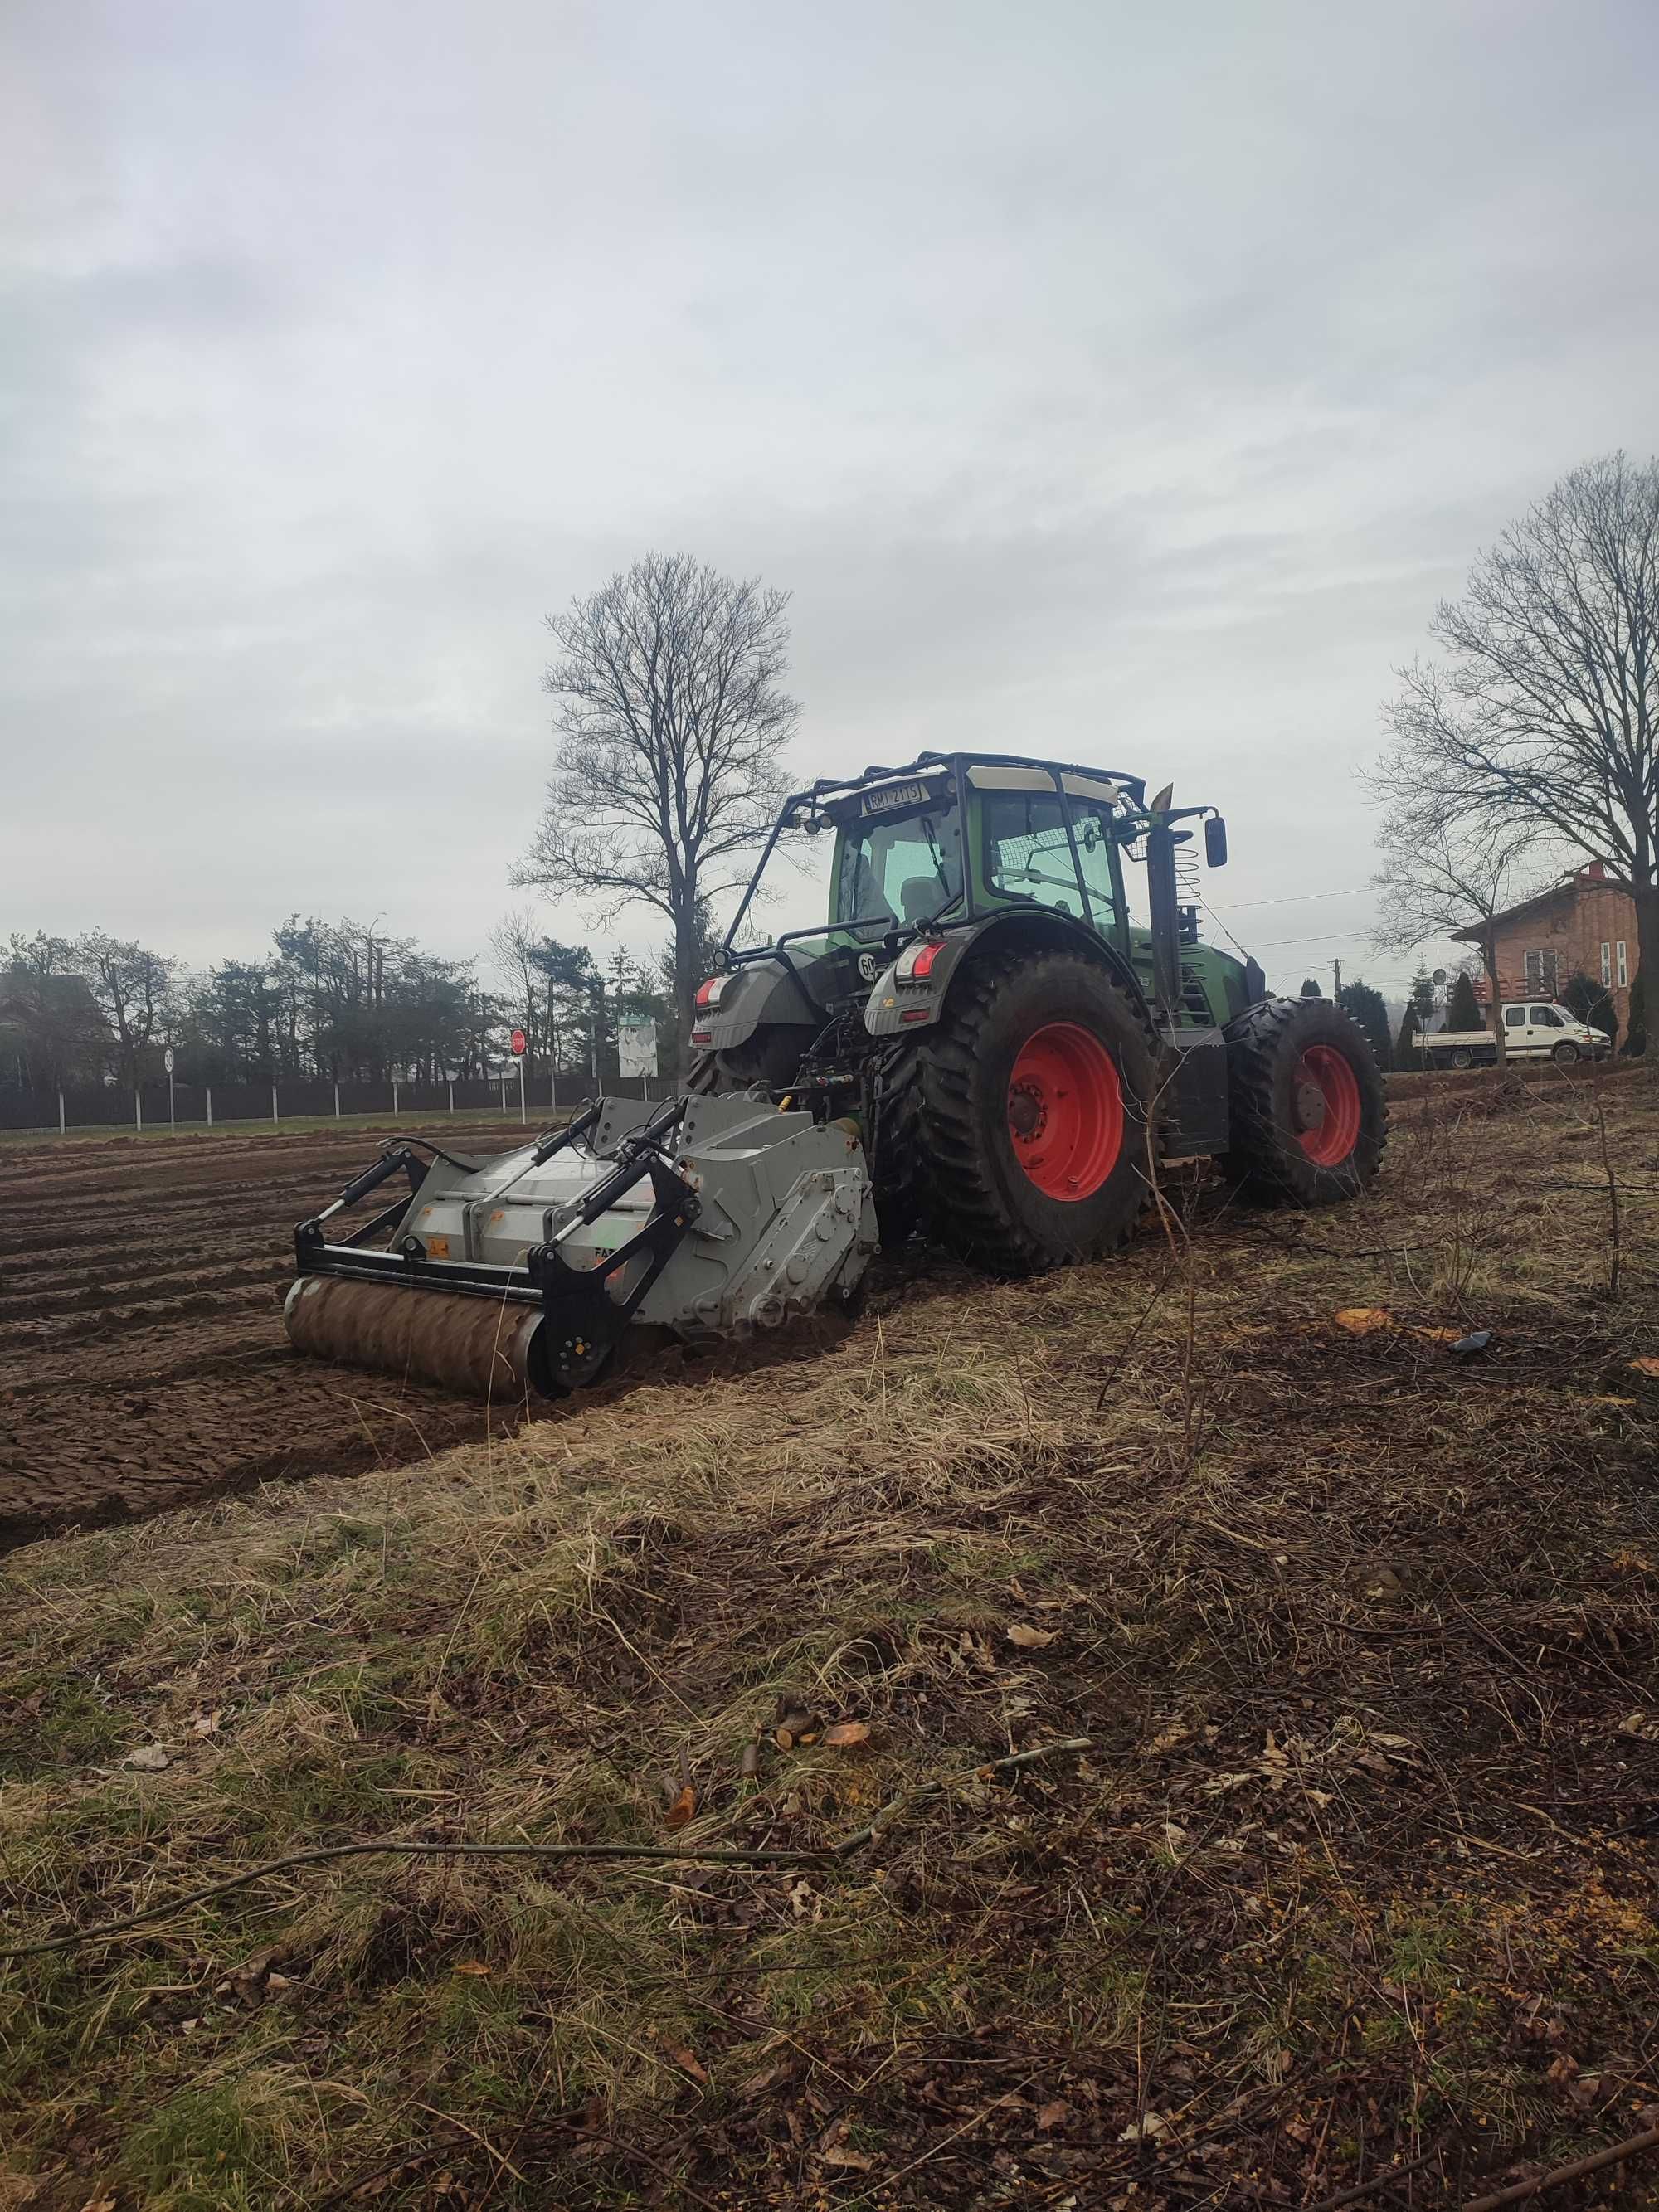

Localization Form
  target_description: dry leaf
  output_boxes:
[664,2043,709,2083]
[1006,1621,1058,1650]
[823,1720,870,1748]
[79,2200,117,2212]
[192,1710,221,1738]
[124,1743,170,1771]
[451,1962,492,1978]
[1119,2110,1170,2142]
[1335,1306,1391,1334]
[820,2145,874,2171]
[665,1783,697,1830]
[1037,2100,1070,2130]
[1630,1357,1659,1378]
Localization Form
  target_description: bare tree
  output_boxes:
[73,931,179,1086]
[513,554,798,1068]
[1374,451,1659,1018]
[1369,812,1542,1065]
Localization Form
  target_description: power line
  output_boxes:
[1205,887,1374,912]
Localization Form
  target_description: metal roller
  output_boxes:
[284,1276,543,1400]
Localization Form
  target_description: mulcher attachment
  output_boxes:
[285,1093,878,1401]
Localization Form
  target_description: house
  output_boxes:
[1452,863,1639,1031]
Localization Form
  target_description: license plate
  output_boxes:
[861,779,928,815]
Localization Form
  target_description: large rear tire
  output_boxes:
[897,950,1158,1276]
[1222,997,1385,1204]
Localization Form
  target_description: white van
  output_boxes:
[1419,1001,1610,1069]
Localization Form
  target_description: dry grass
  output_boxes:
[2,1075,1657,2210]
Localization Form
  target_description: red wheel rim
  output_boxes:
[1293,1045,1362,1165]
[1006,1022,1124,1200]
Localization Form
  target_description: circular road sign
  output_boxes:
[509,1027,528,1057]
[163,1047,175,1074]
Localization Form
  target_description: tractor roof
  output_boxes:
[788,751,1149,816]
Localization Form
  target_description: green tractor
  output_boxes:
[689,750,1385,1271]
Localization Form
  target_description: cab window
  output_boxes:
[1504,1005,1526,1028]
[1530,1005,1559,1027]
[982,792,1082,918]
[1069,801,1121,924]
[834,809,963,932]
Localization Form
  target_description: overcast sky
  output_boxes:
[3,0,1656,997]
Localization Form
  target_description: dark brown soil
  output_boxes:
[0,1121,533,1548]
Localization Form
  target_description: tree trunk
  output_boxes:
[671,888,699,1078]
[1482,932,1506,1069]
[1632,882,1659,1057]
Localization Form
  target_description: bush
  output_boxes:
[1443,972,1483,1033]
[1337,980,1393,1071]
[1561,970,1618,1048]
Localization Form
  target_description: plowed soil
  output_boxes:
[0,1121,533,1549]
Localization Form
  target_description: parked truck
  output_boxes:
[1417,999,1609,1069]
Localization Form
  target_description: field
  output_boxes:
[2,1072,1658,2209]
[0,1121,534,1548]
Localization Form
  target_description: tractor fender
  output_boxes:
[863,910,1152,1038]
[690,955,820,1053]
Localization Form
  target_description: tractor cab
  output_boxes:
[696,751,1252,1077]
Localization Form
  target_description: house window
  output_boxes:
[1616,941,1628,987]
[1601,942,1613,986]
[1523,948,1559,995]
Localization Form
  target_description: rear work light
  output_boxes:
[693,975,730,1009]
[895,939,945,983]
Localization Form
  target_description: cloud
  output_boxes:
[2,0,1656,993]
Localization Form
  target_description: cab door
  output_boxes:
[1503,1004,1530,1053]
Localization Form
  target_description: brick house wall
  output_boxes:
[1467,866,1639,1032]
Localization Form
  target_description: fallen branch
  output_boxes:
[1297,2147,1446,2210]
[0,1737,1097,1964]
[1461,2122,1659,2210]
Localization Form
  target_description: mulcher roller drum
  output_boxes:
[284,1276,546,1398]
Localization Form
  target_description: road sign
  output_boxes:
[509,1027,527,1057]
[163,1047,174,1073]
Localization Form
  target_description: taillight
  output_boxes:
[693,975,729,1008]
[896,939,945,983]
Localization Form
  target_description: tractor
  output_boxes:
[285,752,1384,1398]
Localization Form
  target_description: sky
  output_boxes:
[3,0,1657,1000]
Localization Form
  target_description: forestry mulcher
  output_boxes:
[285,753,1386,1398]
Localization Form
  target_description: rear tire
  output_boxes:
[896,950,1158,1276]
[1223,997,1385,1205]
[1450,1047,1474,1070]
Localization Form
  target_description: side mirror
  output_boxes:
[1204,814,1228,867]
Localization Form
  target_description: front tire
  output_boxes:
[1552,1040,1580,1066]
[898,950,1158,1276]
[1223,997,1386,1205]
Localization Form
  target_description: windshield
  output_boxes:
[833,806,965,935]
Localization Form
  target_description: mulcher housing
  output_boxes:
[286,751,1386,1397]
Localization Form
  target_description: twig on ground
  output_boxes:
[1297,2146,1446,2210]
[0,1738,1099,1962]
[1461,2122,1659,2210]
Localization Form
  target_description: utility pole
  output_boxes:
[1332,957,1343,998]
